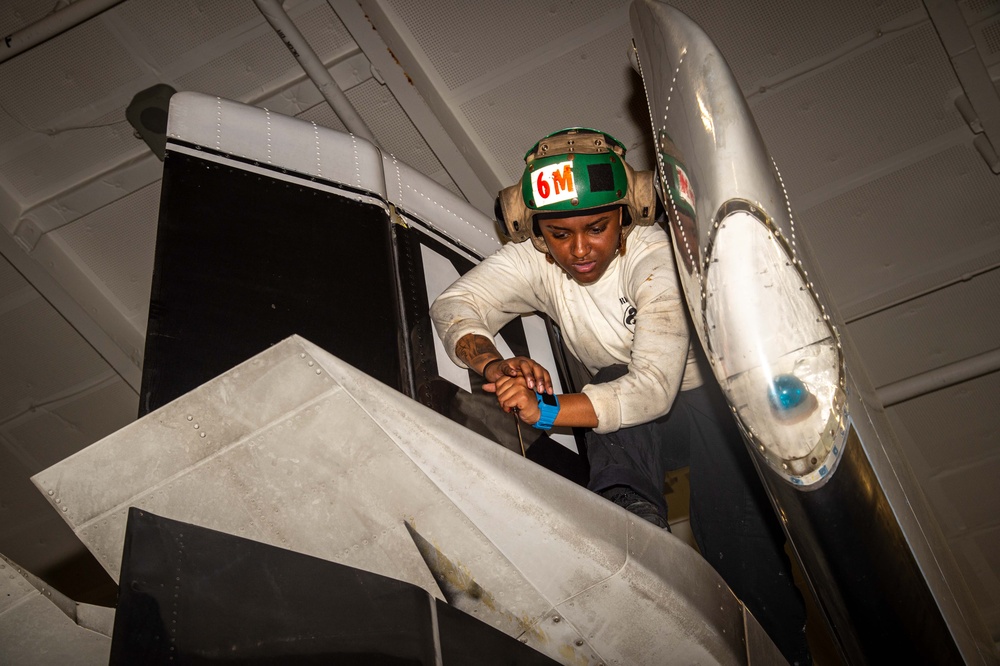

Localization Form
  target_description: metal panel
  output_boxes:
[386,157,500,257]
[114,0,264,65]
[972,15,1000,65]
[110,509,558,665]
[384,0,629,92]
[153,89,506,404]
[0,16,140,132]
[0,556,112,666]
[743,607,791,666]
[0,253,28,301]
[937,457,1000,533]
[139,146,403,413]
[848,268,1000,385]
[4,377,137,471]
[751,22,965,198]
[333,0,495,211]
[166,91,388,199]
[797,143,1000,313]
[54,182,159,318]
[0,1,58,36]
[887,367,1000,472]
[667,0,922,91]
[300,78,460,194]
[768,424,963,663]
[969,528,1000,628]
[459,20,653,183]
[0,102,25,148]
[0,114,143,204]
[0,297,112,423]
[629,2,996,663]
[173,32,311,104]
[33,335,764,664]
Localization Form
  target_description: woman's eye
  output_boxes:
[590,225,607,235]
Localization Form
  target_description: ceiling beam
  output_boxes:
[13,154,162,251]
[924,0,1000,174]
[328,0,496,213]
[254,0,377,143]
[0,225,141,393]
[0,168,139,393]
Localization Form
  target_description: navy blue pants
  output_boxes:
[585,365,811,665]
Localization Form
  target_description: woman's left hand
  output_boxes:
[483,356,552,394]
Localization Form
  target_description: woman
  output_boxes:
[431,128,811,664]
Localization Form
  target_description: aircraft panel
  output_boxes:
[140,145,403,414]
[110,508,558,665]
[34,335,759,665]
[0,555,112,665]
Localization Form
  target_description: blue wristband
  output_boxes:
[532,392,560,430]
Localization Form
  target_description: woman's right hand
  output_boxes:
[491,374,542,424]
[483,356,553,395]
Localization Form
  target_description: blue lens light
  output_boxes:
[768,374,807,411]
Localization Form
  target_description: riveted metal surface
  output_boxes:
[111,509,560,665]
[34,335,758,664]
[0,555,112,665]
[630,1,996,663]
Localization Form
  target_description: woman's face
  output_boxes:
[537,208,623,284]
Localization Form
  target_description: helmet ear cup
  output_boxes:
[497,184,533,244]
[627,168,656,226]
[494,195,513,241]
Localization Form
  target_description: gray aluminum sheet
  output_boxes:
[34,335,762,665]
[0,555,112,665]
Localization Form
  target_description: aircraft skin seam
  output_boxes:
[165,137,492,259]
[165,138,383,201]
[70,383,346,534]
[315,364,627,650]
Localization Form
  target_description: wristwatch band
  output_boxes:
[532,392,560,430]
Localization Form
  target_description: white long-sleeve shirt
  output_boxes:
[430,223,704,434]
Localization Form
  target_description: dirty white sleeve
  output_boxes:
[582,247,690,434]
[429,245,545,368]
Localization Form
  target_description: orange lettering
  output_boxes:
[551,164,573,195]
[536,171,550,198]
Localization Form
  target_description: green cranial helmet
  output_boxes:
[496,128,656,252]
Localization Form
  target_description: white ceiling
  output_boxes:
[0,0,998,646]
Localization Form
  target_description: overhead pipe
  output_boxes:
[253,0,377,145]
[0,0,126,64]
[877,347,1000,407]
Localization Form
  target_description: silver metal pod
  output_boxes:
[630,1,996,663]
